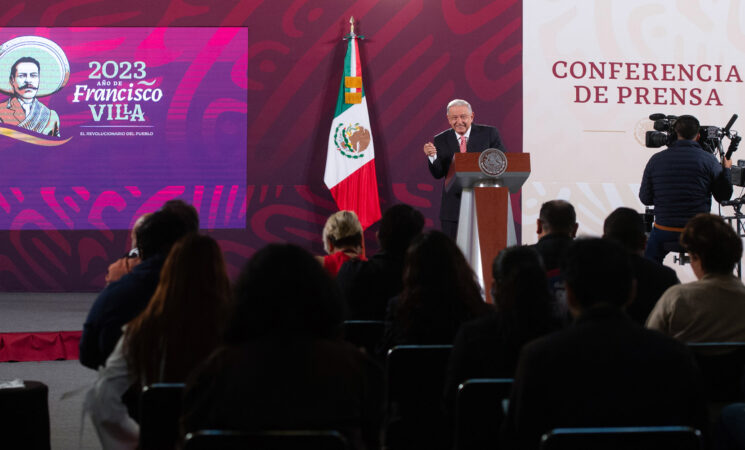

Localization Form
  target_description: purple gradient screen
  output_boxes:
[0,27,248,231]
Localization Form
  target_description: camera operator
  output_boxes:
[639,114,733,263]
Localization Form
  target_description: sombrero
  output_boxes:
[0,35,69,97]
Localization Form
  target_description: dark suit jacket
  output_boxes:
[79,254,165,369]
[502,306,709,450]
[625,253,680,325]
[428,124,504,221]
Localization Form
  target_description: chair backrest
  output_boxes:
[183,429,348,450]
[342,320,385,355]
[454,378,513,450]
[385,345,453,449]
[386,345,453,417]
[139,383,185,450]
[540,426,703,450]
[687,342,745,402]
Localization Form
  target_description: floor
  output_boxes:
[0,292,101,449]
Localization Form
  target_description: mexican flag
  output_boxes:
[323,33,381,229]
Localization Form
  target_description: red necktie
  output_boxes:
[459,136,467,153]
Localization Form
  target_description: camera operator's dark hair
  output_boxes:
[378,204,425,254]
[680,213,742,275]
[674,115,700,140]
[539,200,576,234]
[603,207,646,252]
[561,238,633,309]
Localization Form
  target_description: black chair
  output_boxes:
[139,383,185,450]
[687,342,745,402]
[540,426,703,450]
[342,320,385,355]
[454,378,513,450]
[183,429,348,450]
[385,344,453,450]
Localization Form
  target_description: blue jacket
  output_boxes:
[639,140,732,227]
[79,254,165,369]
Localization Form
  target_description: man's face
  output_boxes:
[10,62,39,101]
[447,104,474,135]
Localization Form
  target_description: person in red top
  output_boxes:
[317,210,366,276]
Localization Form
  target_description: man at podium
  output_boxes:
[423,99,505,239]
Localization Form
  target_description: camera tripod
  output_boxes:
[720,197,745,279]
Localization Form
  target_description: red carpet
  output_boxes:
[0,331,81,362]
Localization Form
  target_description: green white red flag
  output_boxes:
[323,30,381,229]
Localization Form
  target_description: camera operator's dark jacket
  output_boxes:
[639,139,732,227]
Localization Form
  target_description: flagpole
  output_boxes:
[325,15,381,229]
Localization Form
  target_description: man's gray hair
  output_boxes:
[446,99,472,115]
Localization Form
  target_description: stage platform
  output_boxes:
[0,293,100,449]
[0,293,96,362]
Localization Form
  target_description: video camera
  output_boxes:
[645,113,740,152]
[645,113,745,185]
[645,114,678,148]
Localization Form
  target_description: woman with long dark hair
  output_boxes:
[86,234,231,449]
[182,244,384,450]
[382,230,492,348]
[443,245,560,409]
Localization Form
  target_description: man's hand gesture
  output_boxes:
[423,142,436,157]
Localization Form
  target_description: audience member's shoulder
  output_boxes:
[639,324,697,360]
[457,312,500,338]
[191,344,252,377]
[633,254,678,279]
[337,257,370,278]
[657,282,689,304]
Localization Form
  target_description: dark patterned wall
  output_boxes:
[0,0,522,291]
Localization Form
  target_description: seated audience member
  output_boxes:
[337,204,425,320]
[161,198,200,231]
[80,207,196,370]
[531,200,578,271]
[380,230,492,350]
[443,246,561,413]
[182,244,384,450]
[502,238,708,450]
[87,234,230,449]
[602,207,679,324]
[647,213,745,341]
[318,210,366,276]
[105,213,150,285]
[530,200,578,320]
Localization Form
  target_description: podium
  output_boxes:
[446,151,530,303]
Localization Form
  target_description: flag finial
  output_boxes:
[344,16,364,40]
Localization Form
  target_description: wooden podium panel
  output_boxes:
[474,187,510,304]
[452,152,529,303]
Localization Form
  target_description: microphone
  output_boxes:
[649,113,666,120]
[724,114,739,135]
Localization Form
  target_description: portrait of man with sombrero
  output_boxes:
[0,36,69,137]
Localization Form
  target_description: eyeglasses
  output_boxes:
[448,114,471,121]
